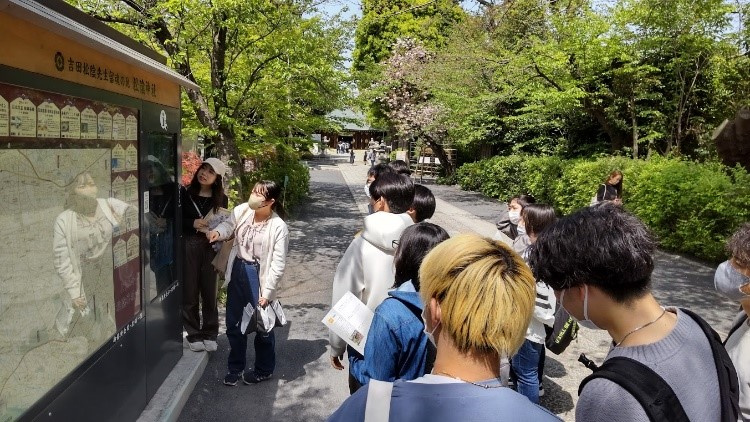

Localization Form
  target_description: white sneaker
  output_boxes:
[539,386,545,397]
[188,341,205,352]
[203,340,218,352]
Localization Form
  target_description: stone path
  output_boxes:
[178,153,737,422]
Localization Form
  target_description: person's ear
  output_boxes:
[406,208,417,222]
[428,297,442,326]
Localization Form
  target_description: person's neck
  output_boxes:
[604,294,676,347]
[431,335,499,382]
[253,207,272,222]
[198,185,212,197]
[741,298,750,318]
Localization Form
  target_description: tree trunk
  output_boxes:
[210,127,244,196]
[424,136,454,176]
[582,97,630,152]
[630,99,638,159]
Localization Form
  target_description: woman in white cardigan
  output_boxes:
[53,172,129,352]
[208,180,289,386]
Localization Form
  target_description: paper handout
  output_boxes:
[322,291,375,355]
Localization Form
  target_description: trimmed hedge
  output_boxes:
[456,155,750,261]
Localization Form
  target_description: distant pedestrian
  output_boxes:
[495,194,535,254]
[350,149,355,165]
[328,234,561,422]
[529,203,739,422]
[593,170,623,205]
[363,150,367,164]
[369,150,376,167]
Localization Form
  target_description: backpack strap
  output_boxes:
[578,356,689,422]
[364,380,393,422]
[680,308,741,422]
[724,312,748,345]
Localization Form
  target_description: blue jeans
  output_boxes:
[226,259,275,376]
[511,339,544,404]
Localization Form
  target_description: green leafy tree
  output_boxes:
[353,0,464,75]
[70,0,351,195]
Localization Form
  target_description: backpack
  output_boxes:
[578,308,740,422]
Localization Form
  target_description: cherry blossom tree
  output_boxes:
[377,38,454,175]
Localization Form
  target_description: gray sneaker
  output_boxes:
[203,340,218,352]
[188,341,205,352]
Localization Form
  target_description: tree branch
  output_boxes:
[533,62,564,91]
[230,53,283,118]
[87,12,145,27]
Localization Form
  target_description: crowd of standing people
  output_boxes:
[178,152,748,422]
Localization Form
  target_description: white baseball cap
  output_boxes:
[202,157,227,178]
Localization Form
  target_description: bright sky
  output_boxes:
[317,0,482,20]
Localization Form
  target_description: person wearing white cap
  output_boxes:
[180,157,228,352]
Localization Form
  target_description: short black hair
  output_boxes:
[411,184,436,222]
[510,194,536,208]
[389,160,412,175]
[394,222,450,290]
[521,204,557,237]
[367,163,394,179]
[369,172,415,214]
[528,203,656,303]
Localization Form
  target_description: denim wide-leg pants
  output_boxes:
[225,258,275,376]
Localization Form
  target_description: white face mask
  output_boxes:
[421,308,440,346]
[508,210,521,225]
[364,182,371,198]
[560,286,601,330]
[715,261,750,301]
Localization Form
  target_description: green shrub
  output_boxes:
[455,154,750,262]
[241,143,310,213]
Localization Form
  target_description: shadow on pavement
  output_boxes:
[540,355,574,414]
[651,251,737,335]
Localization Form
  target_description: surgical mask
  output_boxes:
[247,194,266,210]
[421,308,440,346]
[364,182,371,198]
[560,286,602,330]
[508,210,521,225]
[714,261,750,301]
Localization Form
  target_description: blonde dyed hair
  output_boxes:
[419,234,536,357]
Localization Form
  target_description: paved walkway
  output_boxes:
[176,152,737,422]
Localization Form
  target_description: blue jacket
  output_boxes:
[349,281,429,385]
[328,378,562,422]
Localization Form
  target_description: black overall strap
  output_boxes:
[579,356,689,422]
[680,308,741,422]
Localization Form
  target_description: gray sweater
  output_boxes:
[576,308,721,422]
